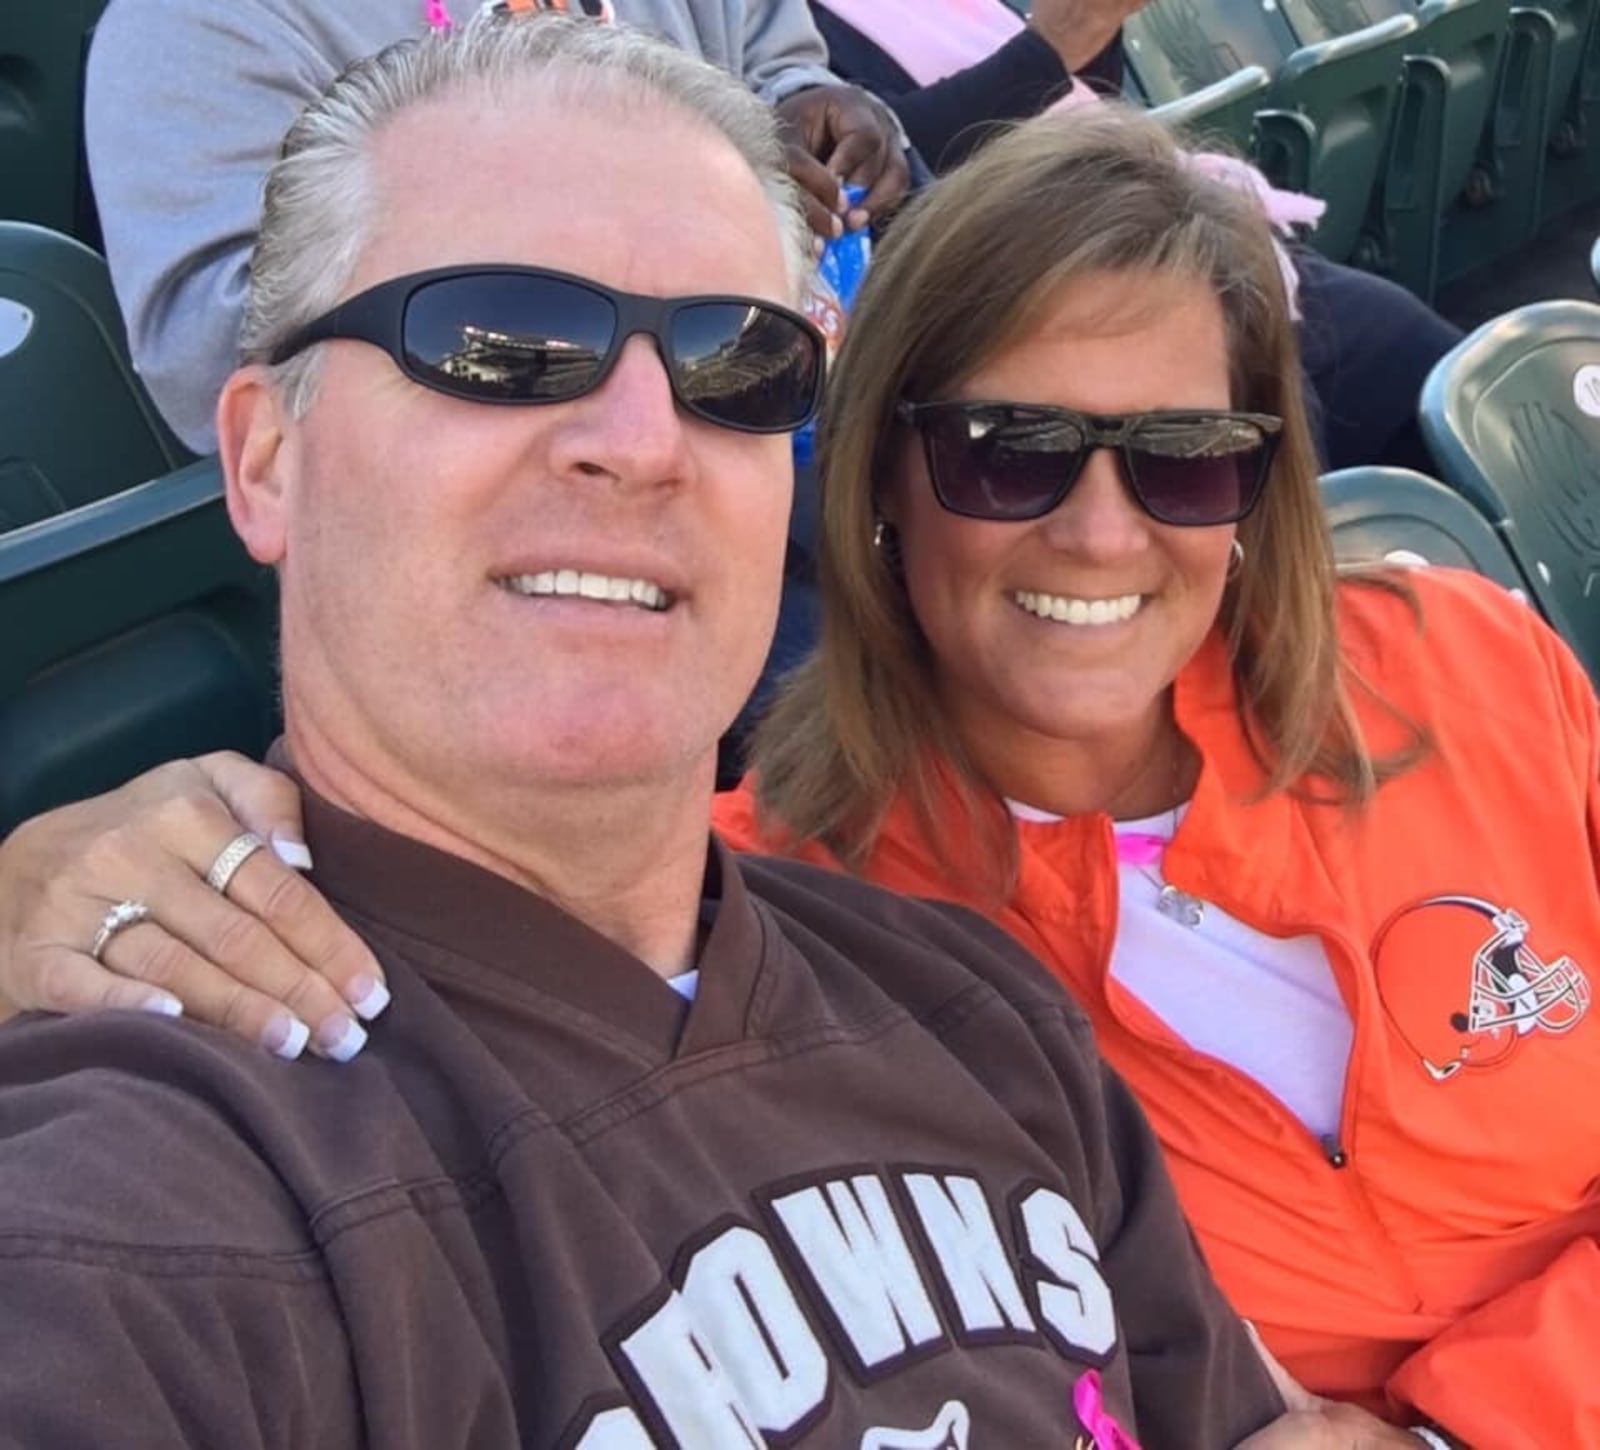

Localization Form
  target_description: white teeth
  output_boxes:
[1014,590,1142,626]
[496,569,671,611]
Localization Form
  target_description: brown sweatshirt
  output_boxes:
[0,790,1280,1447]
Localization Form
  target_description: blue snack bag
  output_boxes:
[794,184,871,468]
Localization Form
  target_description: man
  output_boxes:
[0,13,1282,1445]
[85,0,907,453]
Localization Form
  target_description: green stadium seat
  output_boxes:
[0,457,279,834]
[1419,298,1600,680]
[1289,0,1514,298]
[1531,0,1600,220]
[1320,464,1535,594]
[1144,64,1274,152]
[0,221,189,535]
[1432,5,1559,286]
[0,1,110,241]
[1123,0,1417,262]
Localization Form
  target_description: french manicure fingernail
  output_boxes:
[270,833,314,871]
[847,209,869,231]
[315,1014,368,1063]
[140,993,184,1018]
[830,214,844,237]
[346,974,392,1021]
[264,1011,310,1061]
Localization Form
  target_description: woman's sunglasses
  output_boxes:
[269,264,826,435]
[896,400,1282,526]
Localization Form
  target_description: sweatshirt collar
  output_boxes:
[282,752,768,1060]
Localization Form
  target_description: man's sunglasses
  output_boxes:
[896,400,1282,527]
[269,265,827,435]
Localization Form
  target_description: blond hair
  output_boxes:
[750,104,1423,891]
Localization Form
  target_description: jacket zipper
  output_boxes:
[1091,819,1424,1304]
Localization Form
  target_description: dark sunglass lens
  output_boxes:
[669,303,821,431]
[402,274,616,401]
[1127,419,1269,525]
[925,409,1084,520]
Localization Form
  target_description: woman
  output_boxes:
[2,107,1595,1445]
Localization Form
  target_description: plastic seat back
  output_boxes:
[0,0,111,241]
[1126,0,1416,261]
[1320,464,1534,597]
[1419,299,1600,681]
[1147,65,1273,150]
[0,458,279,833]
[1290,0,1511,296]
[0,222,188,535]
[1533,0,1600,218]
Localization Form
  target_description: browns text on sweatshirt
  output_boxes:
[0,790,1280,1446]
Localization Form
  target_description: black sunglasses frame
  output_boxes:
[896,400,1283,527]
[269,264,827,435]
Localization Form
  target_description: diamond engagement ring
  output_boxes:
[90,900,151,962]
[205,832,267,895]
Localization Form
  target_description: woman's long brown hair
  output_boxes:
[749,105,1426,897]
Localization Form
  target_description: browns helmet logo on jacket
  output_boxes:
[1374,894,1590,1082]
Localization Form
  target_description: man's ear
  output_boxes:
[217,365,293,566]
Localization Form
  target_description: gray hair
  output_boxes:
[239,11,813,414]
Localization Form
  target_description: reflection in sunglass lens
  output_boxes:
[402,274,616,401]
[1132,451,1254,524]
[1125,417,1267,525]
[670,302,821,431]
[925,409,1086,520]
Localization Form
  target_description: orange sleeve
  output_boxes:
[1388,597,1600,1448]
[1385,1237,1600,1448]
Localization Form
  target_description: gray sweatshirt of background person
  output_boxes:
[84,0,838,455]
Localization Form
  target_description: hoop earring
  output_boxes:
[1227,537,1245,581]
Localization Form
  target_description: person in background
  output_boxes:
[84,0,907,454]
[807,0,1465,475]
[10,102,1592,1448]
[0,17,1289,1444]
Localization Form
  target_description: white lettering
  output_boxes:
[617,1292,763,1445]
[771,1176,944,1370]
[903,1173,1036,1336]
[1017,1188,1116,1357]
[571,1406,655,1447]
[681,1226,828,1433]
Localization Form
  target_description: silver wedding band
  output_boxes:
[90,900,151,963]
[205,831,267,896]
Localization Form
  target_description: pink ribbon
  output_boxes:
[1074,1370,1142,1450]
[1114,833,1167,867]
[424,0,454,30]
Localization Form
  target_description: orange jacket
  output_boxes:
[715,569,1600,1448]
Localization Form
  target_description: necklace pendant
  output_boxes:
[1156,884,1205,929]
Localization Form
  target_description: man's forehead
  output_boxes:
[352,84,789,300]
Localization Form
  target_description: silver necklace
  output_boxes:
[1133,805,1207,929]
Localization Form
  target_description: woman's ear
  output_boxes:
[216,365,292,567]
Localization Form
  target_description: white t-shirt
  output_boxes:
[1010,801,1353,1140]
